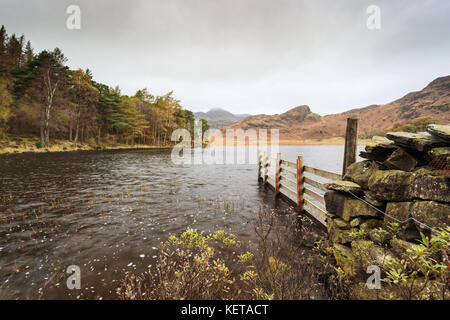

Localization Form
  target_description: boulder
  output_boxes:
[426,124,450,142]
[383,148,418,172]
[324,191,380,221]
[324,180,363,195]
[332,244,361,279]
[410,201,450,231]
[367,170,414,201]
[344,160,380,189]
[386,131,447,152]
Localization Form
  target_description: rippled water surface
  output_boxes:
[0,145,362,299]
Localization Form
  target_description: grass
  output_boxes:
[0,135,172,155]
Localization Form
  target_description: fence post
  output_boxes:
[257,152,261,182]
[263,151,268,184]
[342,117,359,177]
[275,152,281,196]
[296,155,304,215]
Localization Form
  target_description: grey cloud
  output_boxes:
[1,0,449,115]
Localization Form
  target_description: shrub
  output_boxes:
[35,141,42,149]
[116,229,267,300]
[382,227,450,299]
[117,208,330,300]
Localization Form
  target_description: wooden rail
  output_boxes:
[258,152,337,228]
[257,117,359,228]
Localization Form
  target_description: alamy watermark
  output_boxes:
[171,121,279,165]
[366,5,381,30]
[66,265,81,289]
[366,265,381,289]
[66,5,81,30]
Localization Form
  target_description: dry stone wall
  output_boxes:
[321,124,450,299]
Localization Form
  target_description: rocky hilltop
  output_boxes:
[194,108,250,129]
[226,76,450,141]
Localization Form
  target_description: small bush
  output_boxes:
[35,141,42,149]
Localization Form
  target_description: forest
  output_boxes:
[0,25,205,149]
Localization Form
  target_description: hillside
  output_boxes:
[195,108,250,129]
[226,76,450,141]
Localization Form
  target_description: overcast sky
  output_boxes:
[1,0,449,115]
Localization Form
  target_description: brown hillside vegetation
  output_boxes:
[226,76,450,141]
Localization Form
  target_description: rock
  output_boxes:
[386,131,447,152]
[364,192,386,207]
[368,170,414,201]
[369,229,392,245]
[332,244,361,279]
[429,147,450,157]
[324,191,347,217]
[327,217,352,244]
[360,219,383,232]
[426,124,450,142]
[411,168,450,202]
[324,191,381,221]
[324,180,363,195]
[390,238,422,260]
[383,148,418,171]
[344,161,380,189]
[384,202,412,224]
[361,137,398,162]
[350,217,364,227]
[351,240,395,271]
[367,136,397,149]
[349,282,397,300]
[410,201,450,232]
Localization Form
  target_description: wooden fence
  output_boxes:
[257,117,359,228]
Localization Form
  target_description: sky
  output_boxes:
[1,0,449,115]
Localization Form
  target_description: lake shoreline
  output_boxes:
[0,136,174,155]
[1,135,370,155]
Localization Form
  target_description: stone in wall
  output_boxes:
[332,243,361,280]
[427,124,450,142]
[344,160,380,189]
[411,168,450,203]
[360,136,397,162]
[351,240,395,271]
[390,238,422,260]
[367,168,450,202]
[324,190,380,221]
[327,217,353,244]
[324,180,363,195]
[410,200,450,232]
[367,170,414,201]
[359,219,383,232]
[383,148,418,172]
[384,202,412,224]
[386,131,447,152]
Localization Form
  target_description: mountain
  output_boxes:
[226,76,450,141]
[194,108,250,129]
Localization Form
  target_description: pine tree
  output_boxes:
[24,40,34,64]
[0,25,7,68]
